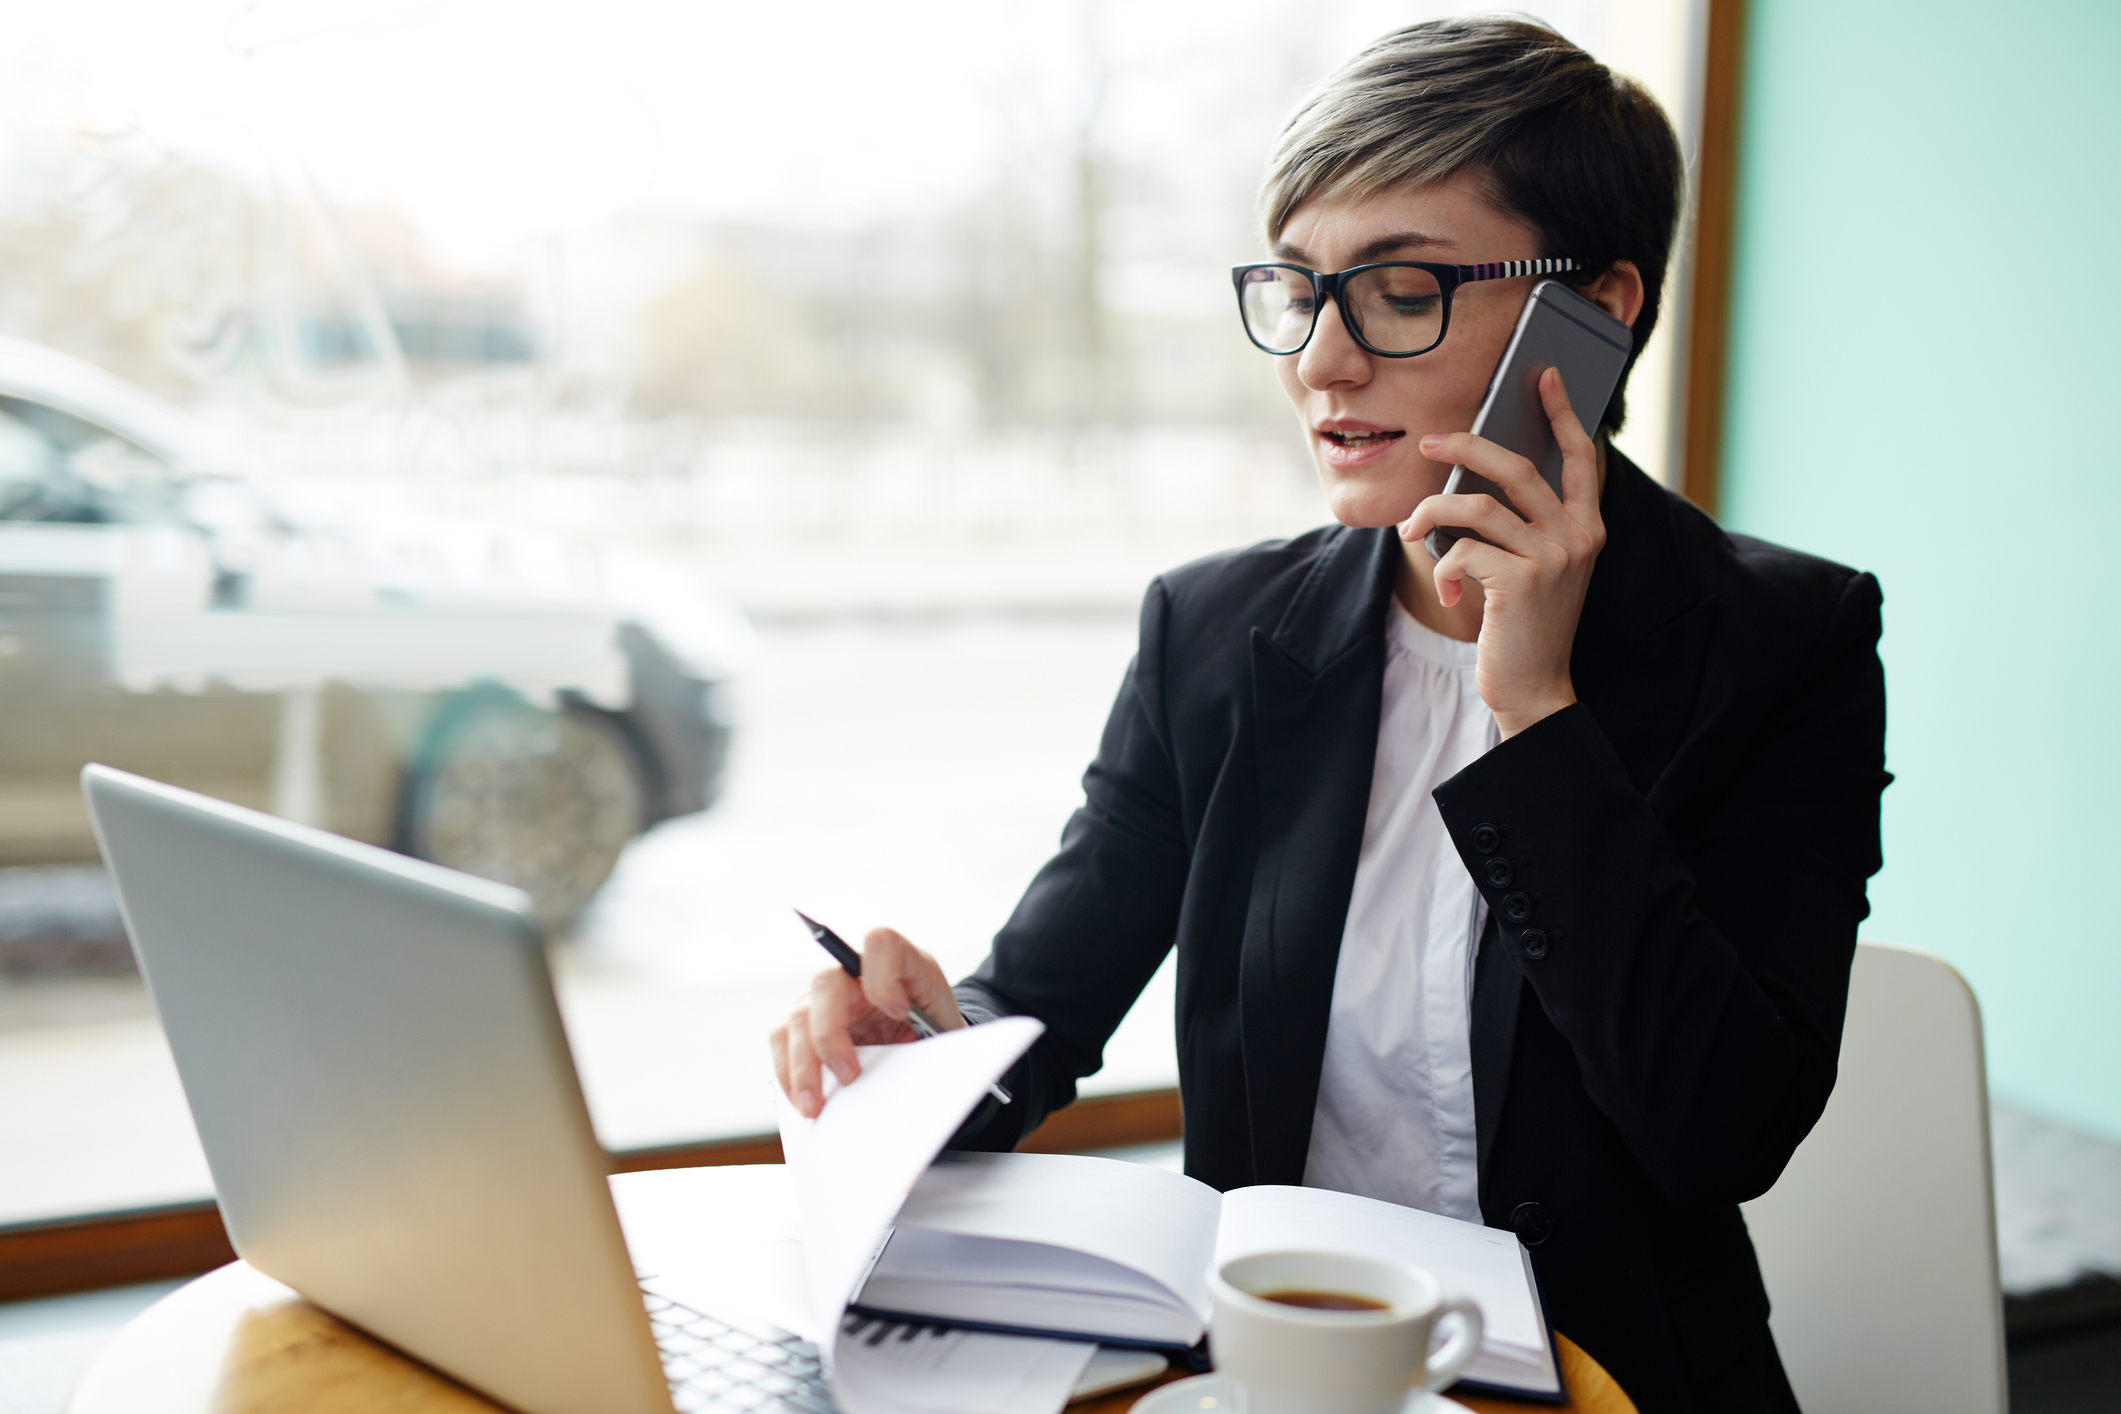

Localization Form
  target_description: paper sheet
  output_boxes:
[776,1016,1092,1414]
[832,1321,1095,1414]
[886,1151,1222,1318]
[774,1016,1044,1330]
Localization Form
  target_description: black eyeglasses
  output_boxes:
[1231,258,1581,358]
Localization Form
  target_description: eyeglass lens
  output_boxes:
[1239,266,1447,355]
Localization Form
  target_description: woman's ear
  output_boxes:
[1582,259,1646,329]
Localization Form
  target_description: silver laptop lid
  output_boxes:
[82,764,673,1414]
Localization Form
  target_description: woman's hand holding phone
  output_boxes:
[1399,367,1606,739]
[769,927,966,1118]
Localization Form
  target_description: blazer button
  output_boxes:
[1501,892,1533,924]
[1484,858,1514,889]
[1520,928,1549,959]
[1511,1201,1554,1247]
[1471,823,1501,854]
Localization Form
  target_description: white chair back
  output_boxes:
[1741,941,2006,1413]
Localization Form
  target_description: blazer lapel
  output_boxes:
[1232,463,1717,1192]
[1239,527,1400,1185]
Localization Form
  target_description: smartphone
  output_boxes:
[1423,279,1633,561]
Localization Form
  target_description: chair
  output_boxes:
[1741,941,2007,1413]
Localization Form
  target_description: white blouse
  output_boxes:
[1301,597,1498,1223]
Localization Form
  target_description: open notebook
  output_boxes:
[852,1151,1562,1402]
[776,1020,1562,1406]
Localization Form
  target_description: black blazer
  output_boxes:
[951,451,1888,1414]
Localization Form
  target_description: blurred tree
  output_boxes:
[0,149,257,396]
[0,139,410,406]
[1064,0,1121,424]
[631,237,914,421]
[625,0,1301,436]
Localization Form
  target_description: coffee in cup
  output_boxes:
[1210,1250,1483,1414]
[1258,1289,1392,1311]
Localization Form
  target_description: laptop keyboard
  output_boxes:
[641,1288,978,1413]
[643,1288,836,1413]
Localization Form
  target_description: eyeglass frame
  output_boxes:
[1230,258,1583,358]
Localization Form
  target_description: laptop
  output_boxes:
[81,763,836,1414]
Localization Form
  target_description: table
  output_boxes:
[68,1261,1636,1414]
[1075,1332,1636,1414]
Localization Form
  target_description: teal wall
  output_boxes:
[1720,0,2121,1136]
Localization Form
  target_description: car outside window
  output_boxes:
[0,397,181,526]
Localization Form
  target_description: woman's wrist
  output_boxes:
[1494,689,1578,740]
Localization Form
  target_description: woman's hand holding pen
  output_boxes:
[770,927,966,1119]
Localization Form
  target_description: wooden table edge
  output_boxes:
[1071,1331,1631,1414]
[69,1261,1636,1414]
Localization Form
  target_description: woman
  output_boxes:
[771,18,1886,1412]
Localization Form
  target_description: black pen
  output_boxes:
[793,909,1011,1105]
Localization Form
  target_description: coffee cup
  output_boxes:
[1209,1249,1483,1414]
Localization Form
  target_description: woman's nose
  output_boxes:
[1296,293,1372,389]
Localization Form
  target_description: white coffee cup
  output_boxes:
[1209,1249,1484,1414]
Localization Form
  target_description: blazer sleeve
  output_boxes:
[1433,570,1889,1205]
[947,578,1194,1150]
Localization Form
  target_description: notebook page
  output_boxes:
[833,1326,1095,1414]
[1215,1185,1545,1356]
[774,1018,1044,1336]
[873,1227,1190,1305]
[887,1151,1223,1319]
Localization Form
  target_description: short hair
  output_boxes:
[1260,16,1683,435]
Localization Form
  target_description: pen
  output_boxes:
[793,909,1012,1105]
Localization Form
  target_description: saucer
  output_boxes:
[1128,1373,1473,1414]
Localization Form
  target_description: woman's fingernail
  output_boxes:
[831,1059,856,1084]
[1420,435,1444,451]
[798,1088,819,1115]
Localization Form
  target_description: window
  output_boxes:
[0,0,1704,1264]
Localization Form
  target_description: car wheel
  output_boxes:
[399,695,647,935]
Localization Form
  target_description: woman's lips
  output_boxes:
[1318,426,1406,469]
